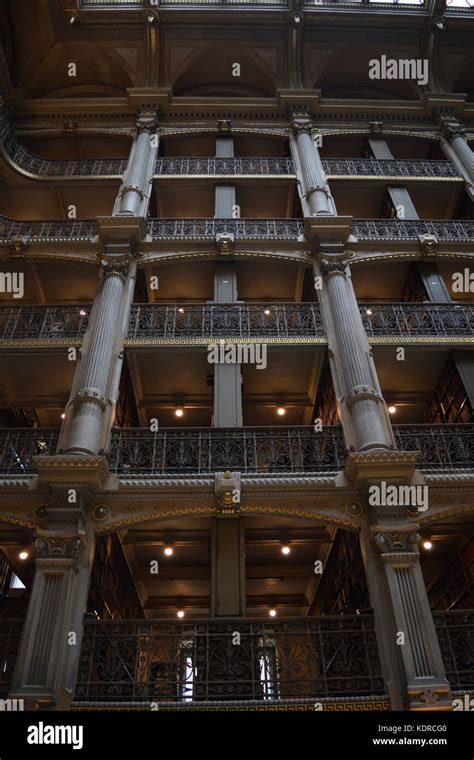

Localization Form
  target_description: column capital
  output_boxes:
[318,251,352,278]
[372,526,421,558]
[437,114,465,141]
[291,113,314,138]
[136,110,159,135]
[35,534,86,567]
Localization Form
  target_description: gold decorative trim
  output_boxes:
[124,336,327,348]
[0,339,83,348]
[241,505,358,528]
[95,506,217,534]
[71,698,390,712]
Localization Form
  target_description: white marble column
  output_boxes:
[439,118,474,201]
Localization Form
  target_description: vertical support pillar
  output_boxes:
[9,489,95,710]
[59,110,159,455]
[213,135,242,428]
[211,517,246,617]
[368,137,419,220]
[291,114,333,216]
[316,248,394,451]
[359,512,451,710]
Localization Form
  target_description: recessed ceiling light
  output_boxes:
[269,609,277,617]
[388,405,396,415]
[366,308,372,316]
[175,407,184,418]
[177,609,185,618]
[422,540,433,550]
[18,550,29,561]
[277,407,286,416]
[164,546,174,556]
[281,545,291,555]
[61,413,66,419]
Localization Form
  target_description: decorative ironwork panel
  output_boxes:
[434,610,474,691]
[324,159,459,178]
[360,303,474,338]
[154,157,295,176]
[0,429,59,475]
[107,427,347,477]
[352,219,474,242]
[0,306,90,341]
[0,215,97,242]
[146,218,304,241]
[392,424,474,468]
[0,620,23,698]
[128,303,324,340]
[74,615,384,703]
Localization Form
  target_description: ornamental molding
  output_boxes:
[35,535,85,565]
[372,529,421,556]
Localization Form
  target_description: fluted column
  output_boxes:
[114,111,159,217]
[439,119,474,200]
[9,494,94,710]
[292,115,332,216]
[60,257,135,455]
[316,250,394,451]
[360,516,451,711]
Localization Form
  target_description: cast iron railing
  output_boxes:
[434,610,474,691]
[145,218,304,240]
[2,216,474,243]
[0,429,59,475]
[154,157,295,176]
[360,303,474,338]
[0,620,23,698]
[0,305,90,341]
[2,303,473,342]
[107,426,347,476]
[1,424,474,476]
[393,425,474,469]
[352,219,474,241]
[74,615,384,703]
[324,158,459,178]
[128,303,324,340]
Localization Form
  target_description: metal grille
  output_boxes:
[0,306,90,341]
[74,615,384,703]
[434,610,474,691]
[128,303,324,340]
[108,426,346,476]
[154,157,295,175]
[352,219,474,241]
[324,158,459,178]
[360,302,474,338]
[146,218,304,240]
[393,424,474,468]
[0,620,23,698]
[0,429,59,475]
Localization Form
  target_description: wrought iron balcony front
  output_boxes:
[324,158,459,179]
[0,305,90,341]
[0,216,97,242]
[154,157,295,177]
[360,302,474,339]
[74,615,384,704]
[434,610,474,691]
[108,426,346,476]
[0,620,23,698]
[1,424,474,476]
[145,218,304,241]
[352,219,474,242]
[128,303,324,341]
[393,424,474,470]
[2,303,472,344]
[0,429,59,475]
[2,216,474,244]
